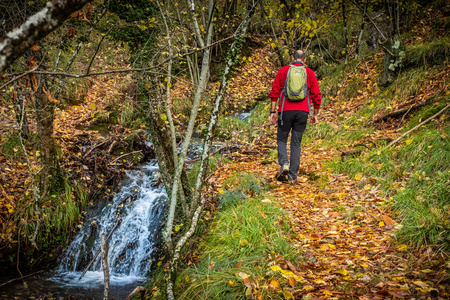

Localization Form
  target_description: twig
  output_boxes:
[253,123,270,145]
[31,35,236,78]
[387,103,450,147]
[0,66,38,90]
[126,286,146,300]
[86,27,113,75]
[0,270,45,288]
[16,227,23,278]
[108,150,142,165]
[185,146,231,164]
[83,138,111,158]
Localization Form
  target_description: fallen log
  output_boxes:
[371,83,447,124]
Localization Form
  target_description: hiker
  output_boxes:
[269,50,322,183]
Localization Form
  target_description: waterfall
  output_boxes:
[51,161,168,288]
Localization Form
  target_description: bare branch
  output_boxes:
[0,66,37,91]
[0,0,93,72]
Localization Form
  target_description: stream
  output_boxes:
[2,161,168,299]
[1,113,250,299]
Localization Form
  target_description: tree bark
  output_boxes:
[34,81,61,197]
[0,0,93,72]
[162,0,216,251]
[100,232,110,300]
[146,93,192,205]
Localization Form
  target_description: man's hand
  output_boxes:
[310,114,318,126]
[270,113,278,125]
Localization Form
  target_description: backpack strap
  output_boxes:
[279,65,293,126]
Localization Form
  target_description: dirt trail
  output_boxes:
[211,124,449,299]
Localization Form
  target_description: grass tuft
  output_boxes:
[405,36,450,68]
[175,196,293,300]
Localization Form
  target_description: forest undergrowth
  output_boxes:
[147,17,450,300]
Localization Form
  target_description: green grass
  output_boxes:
[405,36,450,68]
[20,178,88,262]
[1,133,24,160]
[175,196,293,299]
[148,172,295,299]
[327,123,450,251]
[187,153,226,187]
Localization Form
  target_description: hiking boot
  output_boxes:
[287,174,296,184]
[275,164,289,182]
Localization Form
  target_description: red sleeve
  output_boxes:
[269,67,286,102]
[307,69,322,109]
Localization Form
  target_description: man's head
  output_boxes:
[292,50,306,63]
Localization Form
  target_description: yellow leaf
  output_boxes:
[293,275,305,283]
[397,244,408,251]
[303,285,314,291]
[239,239,249,247]
[323,290,333,296]
[245,286,252,296]
[89,103,95,110]
[218,188,225,194]
[144,83,149,89]
[283,290,294,299]
[270,265,282,272]
[35,150,40,157]
[413,280,428,288]
[161,114,167,121]
[314,279,326,284]
[287,276,297,287]
[280,269,294,277]
[334,269,348,276]
[379,221,385,227]
[227,280,236,287]
[237,272,249,279]
[420,269,433,273]
[269,280,280,289]
[355,173,362,180]
[270,43,276,49]
[405,139,413,145]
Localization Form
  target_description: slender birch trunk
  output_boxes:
[162,0,215,251]
[100,232,110,300]
[165,2,259,298]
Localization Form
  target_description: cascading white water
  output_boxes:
[51,161,168,289]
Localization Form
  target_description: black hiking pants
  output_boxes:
[277,110,309,180]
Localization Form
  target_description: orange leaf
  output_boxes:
[381,215,394,226]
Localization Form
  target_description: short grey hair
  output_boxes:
[293,50,306,60]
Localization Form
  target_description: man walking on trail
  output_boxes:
[269,50,322,183]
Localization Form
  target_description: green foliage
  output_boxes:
[187,154,223,188]
[20,178,88,266]
[223,172,262,197]
[343,77,364,99]
[405,36,450,68]
[1,133,23,160]
[328,123,450,251]
[174,197,293,300]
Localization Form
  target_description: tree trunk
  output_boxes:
[100,232,110,300]
[34,81,61,197]
[342,0,349,63]
[147,94,192,201]
[0,0,93,72]
[15,86,30,139]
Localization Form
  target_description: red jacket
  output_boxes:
[270,62,322,113]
